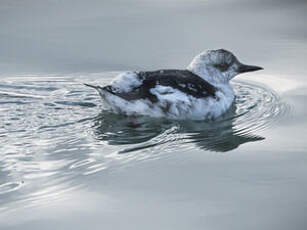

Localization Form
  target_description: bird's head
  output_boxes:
[187,49,263,84]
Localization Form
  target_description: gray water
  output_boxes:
[1,0,307,229]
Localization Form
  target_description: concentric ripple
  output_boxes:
[92,80,289,153]
[0,74,289,211]
[233,81,288,134]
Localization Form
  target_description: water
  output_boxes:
[1,0,307,229]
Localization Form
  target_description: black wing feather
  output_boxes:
[138,70,217,100]
[103,69,217,102]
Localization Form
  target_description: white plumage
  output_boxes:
[87,49,262,120]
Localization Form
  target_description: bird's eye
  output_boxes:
[214,63,229,72]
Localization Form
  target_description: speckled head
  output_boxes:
[187,49,263,84]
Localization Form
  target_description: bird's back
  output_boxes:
[104,69,217,102]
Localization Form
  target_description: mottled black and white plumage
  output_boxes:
[86,49,262,120]
[99,69,217,102]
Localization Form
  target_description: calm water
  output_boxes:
[1,0,307,229]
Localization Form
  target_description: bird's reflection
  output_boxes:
[92,104,264,152]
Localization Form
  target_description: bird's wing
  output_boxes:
[88,70,217,102]
[138,69,217,100]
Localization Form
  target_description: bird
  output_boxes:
[85,49,263,120]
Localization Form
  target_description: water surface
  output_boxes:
[1,0,307,229]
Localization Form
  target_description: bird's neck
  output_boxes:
[186,65,228,88]
[187,58,222,87]
[187,64,234,100]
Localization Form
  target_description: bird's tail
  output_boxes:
[84,83,114,96]
[84,83,101,90]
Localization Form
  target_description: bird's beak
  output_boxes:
[238,63,263,74]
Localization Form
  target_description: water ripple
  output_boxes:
[92,80,289,153]
[0,75,289,212]
[0,182,24,195]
